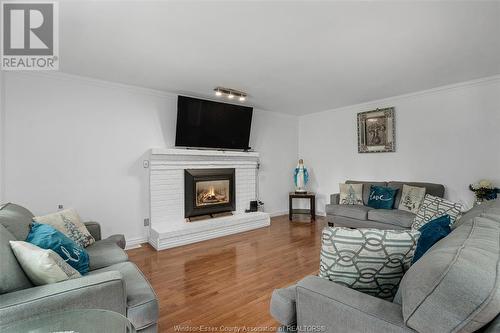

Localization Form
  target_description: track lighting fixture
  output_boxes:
[213,87,247,102]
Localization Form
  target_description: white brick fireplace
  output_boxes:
[148,148,270,250]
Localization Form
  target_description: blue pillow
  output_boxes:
[26,223,89,275]
[367,185,398,209]
[412,215,451,264]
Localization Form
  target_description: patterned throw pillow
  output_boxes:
[339,183,363,205]
[399,185,426,213]
[411,194,462,230]
[33,209,95,248]
[9,241,81,285]
[319,227,420,301]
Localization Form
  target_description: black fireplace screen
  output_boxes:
[184,168,235,218]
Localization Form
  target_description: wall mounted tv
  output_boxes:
[175,96,253,150]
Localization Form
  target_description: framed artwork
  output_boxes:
[357,107,395,153]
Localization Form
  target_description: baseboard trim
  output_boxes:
[125,236,148,250]
[269,211,288,217]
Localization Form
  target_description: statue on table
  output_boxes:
[294,159,309,193]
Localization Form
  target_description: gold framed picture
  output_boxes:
[357,107,395,153]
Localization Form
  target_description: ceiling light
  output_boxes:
[213,87,247,102]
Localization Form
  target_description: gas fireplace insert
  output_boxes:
[184,168,236,219]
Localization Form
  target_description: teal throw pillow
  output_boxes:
[367,185,398,209]
[412,215,451,264]
[26,223,89,275]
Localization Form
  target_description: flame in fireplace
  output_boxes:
[196,181,230,207]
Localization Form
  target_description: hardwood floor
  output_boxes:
[127,215,326,332]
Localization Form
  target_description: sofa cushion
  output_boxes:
[412,194,462,230]
[325,204,371,220]
[398,185,426,213]
[320,227,420,301]
[367,209,415,228]
[270,285,296,326]
[400,210,500,333]
[89,261,158,330]
[346,181,387,205]
[0,203,34,241]
[388,182,445,209]
[0,224,33,294]
[9,240,81,285]
[339,183,363,205]
[412,215,452,264]
[332,215,409,230]
[26,223,90,275]
[86,238,128,271]
[366,185,398,210]
[33,209,95,248]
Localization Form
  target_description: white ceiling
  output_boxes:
[59,1,500,115]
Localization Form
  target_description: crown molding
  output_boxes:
[4,71,177,99]
[307,74,500,116]
[5,71,499,117]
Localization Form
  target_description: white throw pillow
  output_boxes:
[339,183,363,205]
[33,209,95,248]
[411,194,462,230]
[399,185,426,214]
[319,227,420,301]
[9,241,81,285]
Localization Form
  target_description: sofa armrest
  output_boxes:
[296,276,414,333]
[330,193,340,204]
[0,271,126,327]
[84,221,101,241]
[106,234,126,249]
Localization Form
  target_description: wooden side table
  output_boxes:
[289,192,316,222]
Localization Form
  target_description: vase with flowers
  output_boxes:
[469,180,499,205]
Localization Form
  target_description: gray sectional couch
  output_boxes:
[270,199,500,333]
[0,203,158,332]
[326,180,445,229]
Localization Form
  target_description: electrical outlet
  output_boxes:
[143,160,150,168]
[143,218,150,226]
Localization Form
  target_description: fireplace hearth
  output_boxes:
[184,168,235,219]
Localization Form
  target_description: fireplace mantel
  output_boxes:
[148,148,270,250]
[151,148,259,159]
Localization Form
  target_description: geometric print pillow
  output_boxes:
[319,227,420,301]
[33,209,95,248]
[411,194,462,230]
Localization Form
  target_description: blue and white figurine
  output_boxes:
[294,159,309,193]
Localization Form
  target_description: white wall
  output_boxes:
[3,72,298,243]
[298,76,500,213]
[0,70,4,203]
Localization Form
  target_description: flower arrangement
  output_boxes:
[469,180,499,203]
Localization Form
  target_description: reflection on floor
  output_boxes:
[127,214,326,332]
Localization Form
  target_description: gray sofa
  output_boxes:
[270,199,500,333]
[0,203,158,332]
[326,180,445,229]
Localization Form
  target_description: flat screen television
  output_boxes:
[175,96,253,150]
